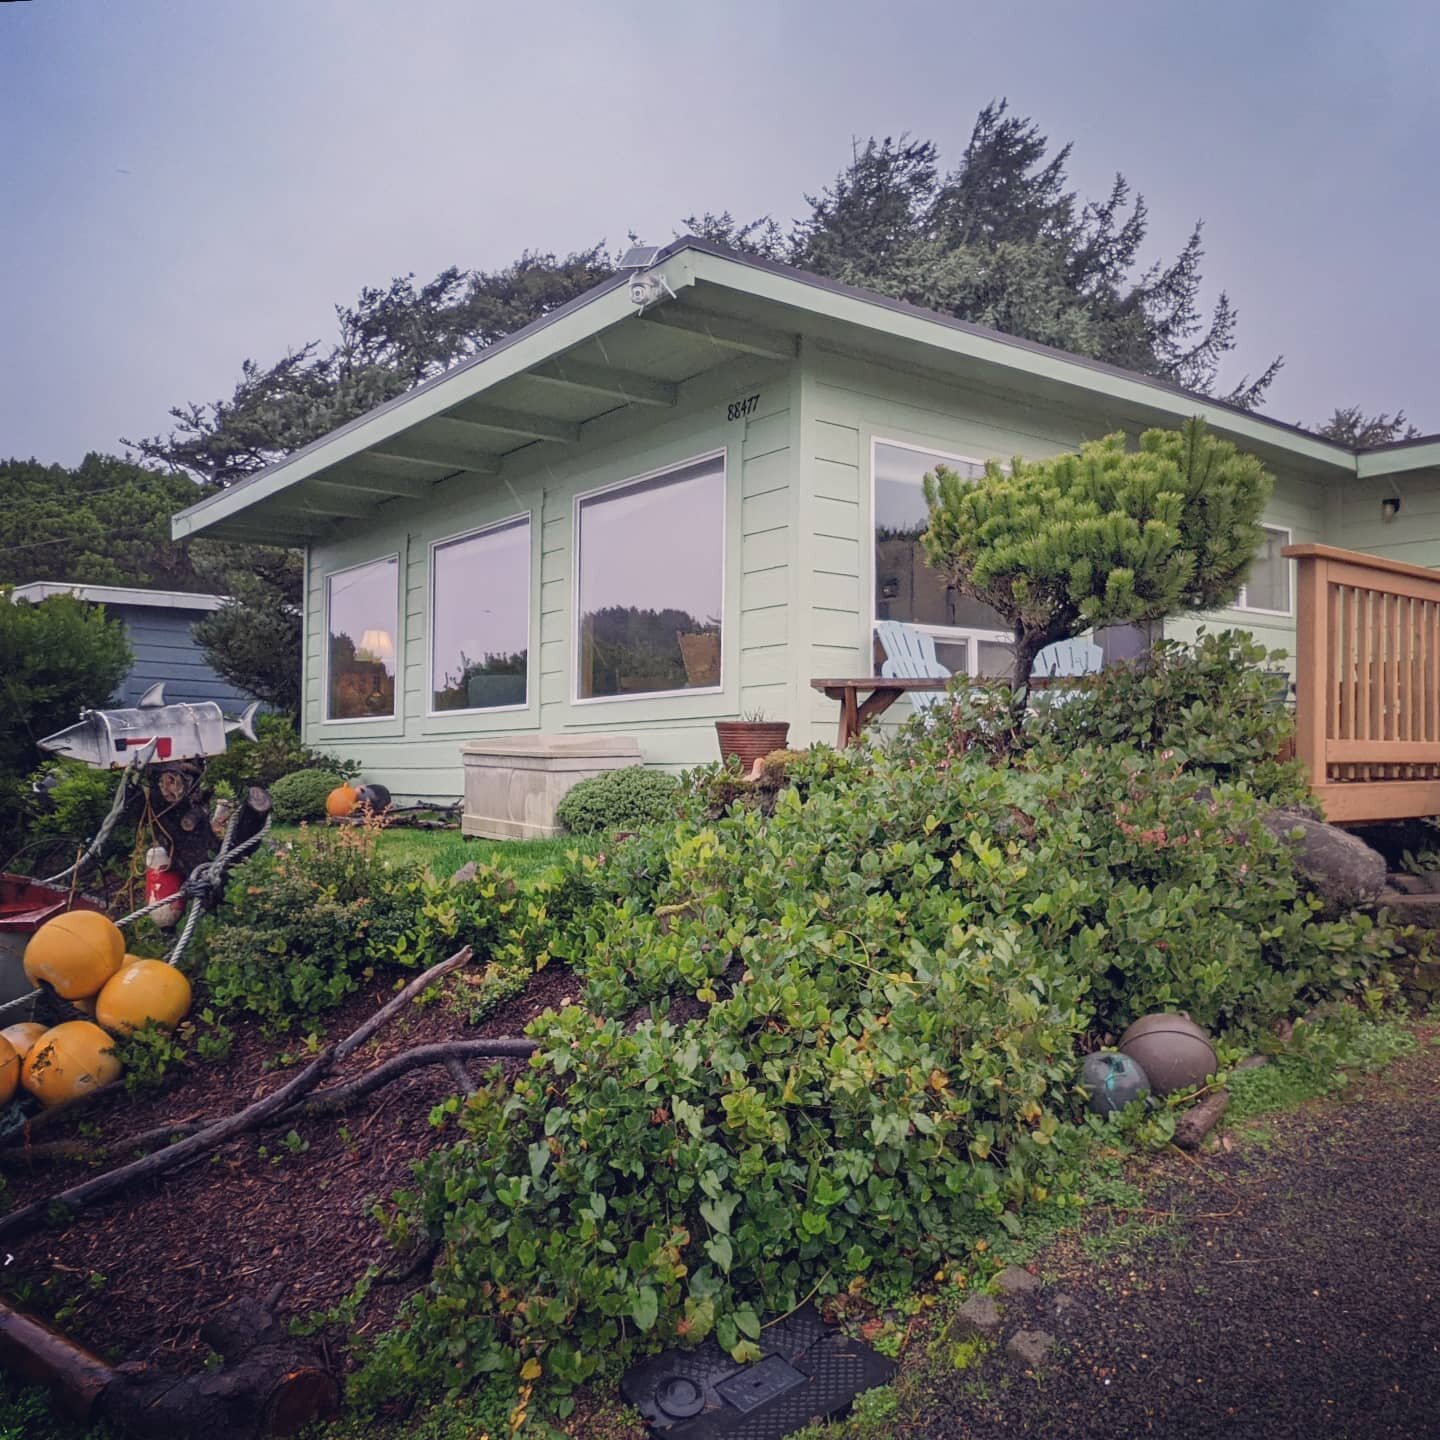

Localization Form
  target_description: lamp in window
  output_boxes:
[357,628,395,668]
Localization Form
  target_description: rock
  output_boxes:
[449,860,478,886]
[1053,1293,1076,1321]
[1377,889,1440,931]
[1384,871,1440,896]
[1234,1055,1269,1071]
[1006,1329,1055,1367]
[951,1294,1003,1337]
[994,1265,1041,1297]
[1262,810,1387,914]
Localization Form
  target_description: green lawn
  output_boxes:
[267,823,596,880]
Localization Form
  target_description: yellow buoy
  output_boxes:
[21,1021,122,1108]
[0,1035,18,1106]
[23,911,125,999]
[96,959,192,1036]
[0,1022,48,1059]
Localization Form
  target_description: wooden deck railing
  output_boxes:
[1286,543,1440,823]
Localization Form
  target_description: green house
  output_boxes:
[172,238,1440,817]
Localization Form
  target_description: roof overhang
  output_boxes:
[9,582,227,611]
[1356,436,1440,479]
[172,237,1363,544]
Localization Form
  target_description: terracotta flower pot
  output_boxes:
[715,720,790,770]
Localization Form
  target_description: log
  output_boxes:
[1174,1088,1231,1151]
[0,1295,337,1439]
[0,948,474,1242]
[0,1037,534,1169]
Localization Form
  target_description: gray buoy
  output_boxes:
[1081,1052,1151,1114]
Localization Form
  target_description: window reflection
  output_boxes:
[431,518,530,712]
[874,442,1010,676]
[327,557,398,720]
[577,455,725,699]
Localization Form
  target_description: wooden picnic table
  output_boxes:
[810,676,948,747]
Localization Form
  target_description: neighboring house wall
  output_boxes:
[110,602,255,708]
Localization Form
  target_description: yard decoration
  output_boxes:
[21,1020,122,1108]
[0,1034,18,1106]
[0,947,535,1244]
[1079,1051,1151,1114]
[96,959,192,1036]
[1,1021,47,1058]
[23,910,125,999]
[325,782,359,817]
[715,716,791,769]
[1118,1013,1217,1096]
[354,782,391,815]
[921,417,1272,702]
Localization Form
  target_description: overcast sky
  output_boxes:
[1,0,1435,469]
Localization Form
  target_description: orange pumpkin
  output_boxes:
[326,783,359,818]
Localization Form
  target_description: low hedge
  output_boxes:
[555,765,679,835]
[268,768,343,823]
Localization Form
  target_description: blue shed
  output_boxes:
[9,582,258,709]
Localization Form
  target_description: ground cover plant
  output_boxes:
[341,631,1399,1429]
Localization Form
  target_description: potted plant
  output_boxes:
[715,708,790,769]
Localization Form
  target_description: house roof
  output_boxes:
[171,237,1396,544]
[9,581,227,612]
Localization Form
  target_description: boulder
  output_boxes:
[1262,810,1387,914]
[951,1294,1003,1337]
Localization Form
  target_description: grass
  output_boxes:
[267,823,597,881]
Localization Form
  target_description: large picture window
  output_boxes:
[326,556,399,721]
[430,516,531,713]
[872,439,1012,677]
[575,453,725,700]
[1236,524,1292,615]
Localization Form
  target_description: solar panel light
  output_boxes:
[619,245,662,269]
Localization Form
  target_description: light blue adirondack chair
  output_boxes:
[874,621,1102,720]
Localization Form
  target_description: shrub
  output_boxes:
[356,662,1397,1413]
[203,713,356,792]
[268,768,344,823]
[25,760,133,853]
[555,766,680,835]
[1026,629,1308,804]
[0,594,130,845]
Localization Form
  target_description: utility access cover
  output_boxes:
[620,1304,895,1440]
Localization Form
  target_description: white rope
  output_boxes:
[38,741,156,887]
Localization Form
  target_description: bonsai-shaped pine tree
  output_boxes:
[921,416,1273,700]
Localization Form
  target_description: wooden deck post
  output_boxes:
[1292,548,1330,796]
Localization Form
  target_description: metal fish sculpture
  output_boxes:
[38,683,260,770]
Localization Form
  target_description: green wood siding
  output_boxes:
[303,360,792,799]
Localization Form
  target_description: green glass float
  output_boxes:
[1080,1051,1152,1115]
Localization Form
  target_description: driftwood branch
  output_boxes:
[1174,1088,1231,1151]
[0,948,477,1243]
[0,1037,534,1170]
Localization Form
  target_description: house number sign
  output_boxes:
[727,393,761,422]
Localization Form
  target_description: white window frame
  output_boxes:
[322,552,401,725]
[426,511,533,718]
[571,448,727,706]
[1235,523,1294,617]
[870,436,1011,676]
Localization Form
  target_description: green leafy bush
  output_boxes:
[268,768,344,823]
[355,640,1398,1414]
[192,828,426,1028]
[0,593,130,845]
[204,713,357,792]
[555,766,680,835]
[25,760,132,852]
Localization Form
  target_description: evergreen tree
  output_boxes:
[921,418,1273,698]
[1314,406,1422,449]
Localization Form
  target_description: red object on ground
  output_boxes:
[0,877,108,1003]
[144,847,184,930]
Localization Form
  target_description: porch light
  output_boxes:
[1382,494,1402,522]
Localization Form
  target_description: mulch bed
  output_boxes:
[0,962,581,1373]
[904,1026,1440,1439]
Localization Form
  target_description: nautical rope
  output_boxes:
[38,741,157,887]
